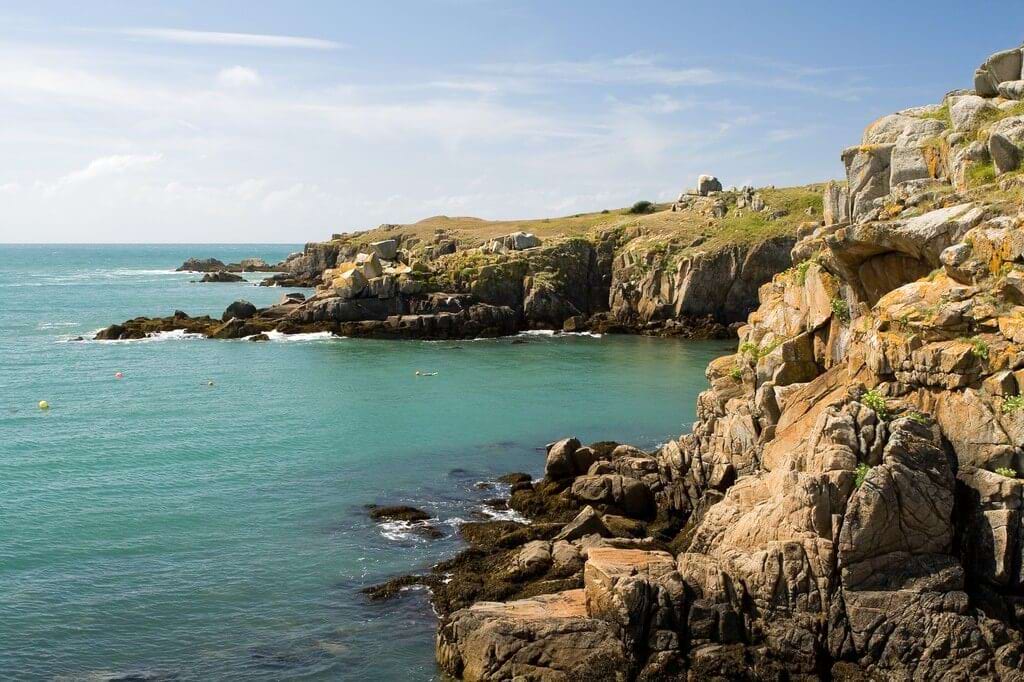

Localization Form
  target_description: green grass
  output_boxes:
[861,389,888,419]
[854,463,871,488]
[831,297,850,322]
[728,366,742,381]
[965,336,989,361]
[966,161,997,188]
[915,102,952,128]
[995,467,1018,479]
[1002,395,1024,413]
[907,411,930,424]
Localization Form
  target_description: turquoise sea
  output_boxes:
[0,245,731,680]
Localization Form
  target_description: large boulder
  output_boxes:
[949,94,997,132]
[368,239,398,261]
[436,590,629,681]
[974,47,1024,97]
[569,475,655,519]
[696,174,722,196]
[841,144,893,222]
[222,300,256,321]
[355,252,383,279]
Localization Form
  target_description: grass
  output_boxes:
[326,184,827,259]
[966,161,997,188]
[1002,395,1024,413]
[995,467,1018,479]
[861,389,888,419]
[831,297,850,322]
[907,411,930,424]
[915,102,952,128]
[964,336,989,361]
[854,463,871,488]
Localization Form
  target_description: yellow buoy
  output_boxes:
[38,400,49,410]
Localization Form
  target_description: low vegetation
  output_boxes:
[861,389,888,419]
[1001,395,1024,413]
[995,467,1018,479]
[854,463,871,488]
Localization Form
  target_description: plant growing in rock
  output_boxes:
[907,410,930,424]
[830,297,850,322]
[965,336,989,361]
[861,389,888,419]
[995,467,1018,479]
[854,462,871,488]
[728,366,742,381]
[1002,395,1024,413]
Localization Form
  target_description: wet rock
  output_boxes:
[199,270,244,283]
[223,300,257,321]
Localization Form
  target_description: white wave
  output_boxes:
[377,520,434,542]
[36,321,79,329]
[515,329,602,339]
[260,330,339,342]
[445,516,469,528]
[477,505,530,524]
[76,328,205,344]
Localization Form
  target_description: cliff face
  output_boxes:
[433,46,1024,681]
[259,186,821,337]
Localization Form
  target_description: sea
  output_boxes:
[0,244,732,680]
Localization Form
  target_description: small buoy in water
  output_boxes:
[114,371,124,379]
[208,381,214,386]
[38,400,49,410]
[415,371,422,376]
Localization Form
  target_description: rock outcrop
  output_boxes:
[428,45,1024,681]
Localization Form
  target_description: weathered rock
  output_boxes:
[199,270,244,283]
[696,174,722,196]
[176,257,226,272]
[989,132,1021,175]
[222,300,257,321]
[436,590,629,681]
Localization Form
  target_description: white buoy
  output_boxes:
[115,371,124,379]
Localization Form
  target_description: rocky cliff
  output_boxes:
[97,186,818,341]
[420,46,1024,680]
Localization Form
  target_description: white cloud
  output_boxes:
[479,55,722,87]
[60,153,162,185]
[117,28,344,50]
[217,66,261,88]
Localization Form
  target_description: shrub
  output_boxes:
[1002,395,1024,413]
[995,467,1018,479]
[861,389,888,418]
[854,463,871,488]
[907,410,930,424]
[966,336,989,361]
[728,367,742,381]
[627,200,655,215]
[831,297,850,322]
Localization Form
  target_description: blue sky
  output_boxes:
[1,1,1022,242]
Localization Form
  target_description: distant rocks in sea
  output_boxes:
[198,271,244,283]
[177,256,278,273]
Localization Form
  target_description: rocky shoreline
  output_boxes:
[95,180,821,342]
[367,46,1024,681]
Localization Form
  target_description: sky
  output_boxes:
[1,1,1023,243]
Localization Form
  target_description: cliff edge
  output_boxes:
[427,45,1024,681]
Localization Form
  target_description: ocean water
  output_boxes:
[0,245,732,681]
